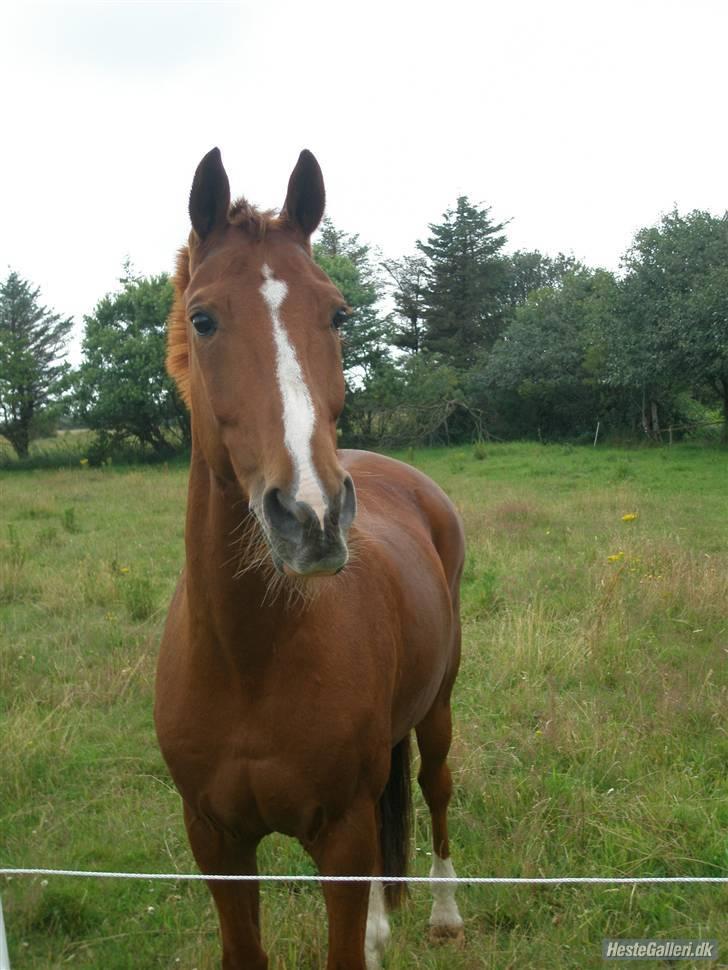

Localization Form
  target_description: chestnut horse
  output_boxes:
[155,148,465,969]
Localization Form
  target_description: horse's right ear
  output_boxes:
[189,147,231,240]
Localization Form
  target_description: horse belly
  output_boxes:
[359,521,457,740]
[394,586,455,736]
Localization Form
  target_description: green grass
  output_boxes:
[1,443,726,968]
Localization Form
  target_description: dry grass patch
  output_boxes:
[487,499,547,534]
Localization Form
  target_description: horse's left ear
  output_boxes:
[282,150,325,238]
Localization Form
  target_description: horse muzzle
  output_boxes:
[261,475,356,577]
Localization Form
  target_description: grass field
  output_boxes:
[1,443,726,968]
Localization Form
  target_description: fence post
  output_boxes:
[0,896,10,970]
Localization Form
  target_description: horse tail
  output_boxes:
[379,733,412,908]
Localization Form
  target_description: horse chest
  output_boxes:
[158,660,384,842]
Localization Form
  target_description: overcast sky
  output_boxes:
[2,0,727,361]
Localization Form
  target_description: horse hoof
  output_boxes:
[429,922,465,946]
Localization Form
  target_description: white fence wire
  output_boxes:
[1,866,725,969]
[1,867,727,884]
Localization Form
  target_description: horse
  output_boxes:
[155,147,465,969]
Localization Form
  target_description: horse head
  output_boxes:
[168,148,356,577]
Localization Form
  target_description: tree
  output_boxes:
[313,218,389,380]
[609,209,728,439]
[341,353,466,446]
[0,271,73,458]
[417,196,509,368]
[381,255,428,355]
[676,263,728,439]
[504,250,581,308]
[483,269,623,438]
[76,267,189,455]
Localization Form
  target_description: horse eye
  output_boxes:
[191,312,217,337]
[332,309,349,330]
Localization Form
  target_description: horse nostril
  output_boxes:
[322,476,356,531]
[264,478,355,558]
[339,475,357,530]
[262,481,354,576]
[263,488,305,541]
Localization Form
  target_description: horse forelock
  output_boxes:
[228,198,283,238]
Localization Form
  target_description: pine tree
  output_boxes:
[0,271,73,458]
[382,255,428,355]
[417,196,508,368]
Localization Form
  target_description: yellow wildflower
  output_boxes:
[621,513,637,522]
[120,566,130,574]
[607,551,625,562]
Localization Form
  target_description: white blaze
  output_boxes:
[259,263,327,524]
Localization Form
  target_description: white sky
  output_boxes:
[2,0,727,362]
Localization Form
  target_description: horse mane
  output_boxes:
[166,200,285,406]
[167,247,193,406]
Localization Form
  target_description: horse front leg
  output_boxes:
[307,798,380,970]
[184,804,268,970]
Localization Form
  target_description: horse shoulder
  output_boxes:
[340,449,465,589]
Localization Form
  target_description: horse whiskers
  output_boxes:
[222,512,379,613]
[261,569,316,611]
[226,512,266,566]
[223,511,325,611]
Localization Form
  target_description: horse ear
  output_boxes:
[189,147,231,240]
[282,150,325,238]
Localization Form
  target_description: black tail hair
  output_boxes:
[379,733,412,908]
